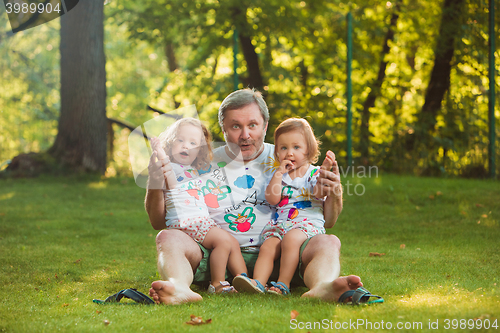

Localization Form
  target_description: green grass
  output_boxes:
[0,174,499,332]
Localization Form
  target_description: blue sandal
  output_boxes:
[232,273,266,294]
[338,287,384,305]
[267,281,290,295]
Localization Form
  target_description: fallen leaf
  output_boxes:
[96,310,102,314]
[55,273,58,279]
[481,214,488,218]
[477,221,481,224]
[185,315,212,325]
[429,195,435,199]
[62,303,69,307]
[475,203,484,207]
[290,310,299,319]
[74,258,82,264]
[436,191,442,196]
[369,252,386,257]
[400,244,406,249]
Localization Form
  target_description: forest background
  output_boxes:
[0,0,499,179]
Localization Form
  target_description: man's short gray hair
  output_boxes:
[218,88,269,130]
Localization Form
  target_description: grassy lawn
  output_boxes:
[0,174,499,332]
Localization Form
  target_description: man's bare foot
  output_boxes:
[149,280,202,305]
[301,275,363,302]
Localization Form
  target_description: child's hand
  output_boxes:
[316,150,341,197]
[320,150,336,171]
[149,137,177,189]
[278,159,294,174]
[151,137,167,160]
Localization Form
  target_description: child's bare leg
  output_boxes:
[202,228,241,292]
[227,235,247,277]
[252,237,281,285]
[269,229,307,294]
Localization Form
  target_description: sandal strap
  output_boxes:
[207,281,237,294]
[338,287,384,305]
[270,281,290,295]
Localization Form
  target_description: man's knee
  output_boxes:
[156,229,181,248]
[320,234,341,250]
[156,229,200,252]
[302,234,341,262]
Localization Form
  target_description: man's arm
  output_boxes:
[314,151,343,228]
[145,150,169,230]
[145,188,167,230]
[323,185,343,228]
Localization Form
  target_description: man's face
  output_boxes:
[222,103,268,161]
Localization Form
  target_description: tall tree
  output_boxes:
[414,0,465,148]
[359,1,401,164]
[48,1,107,173]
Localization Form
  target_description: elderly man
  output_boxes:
[146,88,362,304]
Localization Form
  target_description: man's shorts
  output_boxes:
[192,237,312,288]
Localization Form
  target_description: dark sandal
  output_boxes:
[93,288,154,305]
[338,287,384,305]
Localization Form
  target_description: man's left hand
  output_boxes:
[316,150,342,197]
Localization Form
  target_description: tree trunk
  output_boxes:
[49,1,107,173]
[232,7,265,91]
[359,2,400,164]
[165,41,180,109]
[415,0,464,146]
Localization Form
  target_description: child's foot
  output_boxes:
[232,274,266,293]
[267,281,291,295]
[207,281,237,294]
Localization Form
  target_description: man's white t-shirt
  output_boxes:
[200,143,277,247]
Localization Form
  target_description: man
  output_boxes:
[146,88,362,304]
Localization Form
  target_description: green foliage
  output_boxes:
[0,15,60,165]
[0,0,499,177]
[0,174,499,332]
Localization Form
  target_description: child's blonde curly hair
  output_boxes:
[158,118,213,170]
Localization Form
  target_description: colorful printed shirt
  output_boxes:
[273,164,325,229]
[163,163,210,225]
[199,143,278,247]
